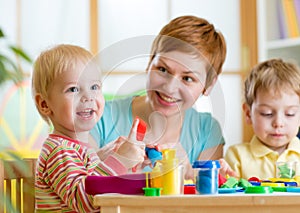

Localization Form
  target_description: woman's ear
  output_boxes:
[35,94,51,116]
[203,77,217,96]
[243,103,252,124]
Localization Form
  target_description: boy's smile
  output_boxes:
[46,62,104,140]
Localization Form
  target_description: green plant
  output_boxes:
[0,28,33,212]
[0,28,32,85]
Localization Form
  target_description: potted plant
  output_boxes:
[0,27,33,153]
[0,27,33,212]
[0,28,32,85]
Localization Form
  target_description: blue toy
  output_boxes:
[145,146,162,166]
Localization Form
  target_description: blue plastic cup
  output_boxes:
[192,160,220,194]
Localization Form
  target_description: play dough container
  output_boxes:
[192,160,220,194]
[276,161,297,178]
[150,149,184,195]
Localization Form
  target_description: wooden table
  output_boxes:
[94,193,300,213]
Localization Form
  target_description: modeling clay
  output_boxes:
[218,173,227,187]
[278,163,295,178]
[136,117,147,141]
[193,160,220,194]
[248,176,261,182]
[145,146,162,166]
[238,178,252,188]
[132,117,147,172]
[220,177,238,188]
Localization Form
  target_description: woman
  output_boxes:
[91,15,234,178]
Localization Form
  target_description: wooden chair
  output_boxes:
[0,158,36,213]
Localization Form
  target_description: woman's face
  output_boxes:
[146,51,208,117]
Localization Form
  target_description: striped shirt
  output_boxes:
[35,134,126,213]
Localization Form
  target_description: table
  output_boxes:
[94,193,300,213]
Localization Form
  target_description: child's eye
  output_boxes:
[286,113,295,117]
[91,84,101,90]
[67,87,79,93]
[260,112,272,117]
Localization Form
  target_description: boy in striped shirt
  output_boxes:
[32,44,145,212]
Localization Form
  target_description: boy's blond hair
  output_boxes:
[147,15,227,90]
[244,58,300,107]
[32,44,95,124]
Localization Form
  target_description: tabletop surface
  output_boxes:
[93,192,300,213]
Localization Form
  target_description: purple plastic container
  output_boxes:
[85,173,147,195]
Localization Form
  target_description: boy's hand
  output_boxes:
[113,118,145,169]
[219,158,238,177]
[96,136,124,161]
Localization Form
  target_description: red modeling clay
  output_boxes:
[136,117,147,141]
[248,176,261,182]
[132,117,147,172]
[218,173,227,187]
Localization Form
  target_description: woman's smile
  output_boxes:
[156,91,179,105]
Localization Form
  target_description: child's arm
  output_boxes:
[43,145,102,212]
[224,146,242,178]
[96,136,124,161]
[42,140,142,212]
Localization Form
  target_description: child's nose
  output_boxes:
[272,115,284,128]
[81,93,94,102]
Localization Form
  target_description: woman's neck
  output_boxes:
[132,96,184,145]
[149,112,183,144]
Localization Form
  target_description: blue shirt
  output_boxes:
[91,96,225,163]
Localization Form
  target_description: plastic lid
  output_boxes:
[286,187,300,193]
[192,160,220,169]
[284,181,298,187]
[261,182,285,187]
[143,187,161,196]
[184,184,196,194]
[245,186,273,194]
[272,187,287,192]
[269,177,296,182]
[249,181,261,186]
